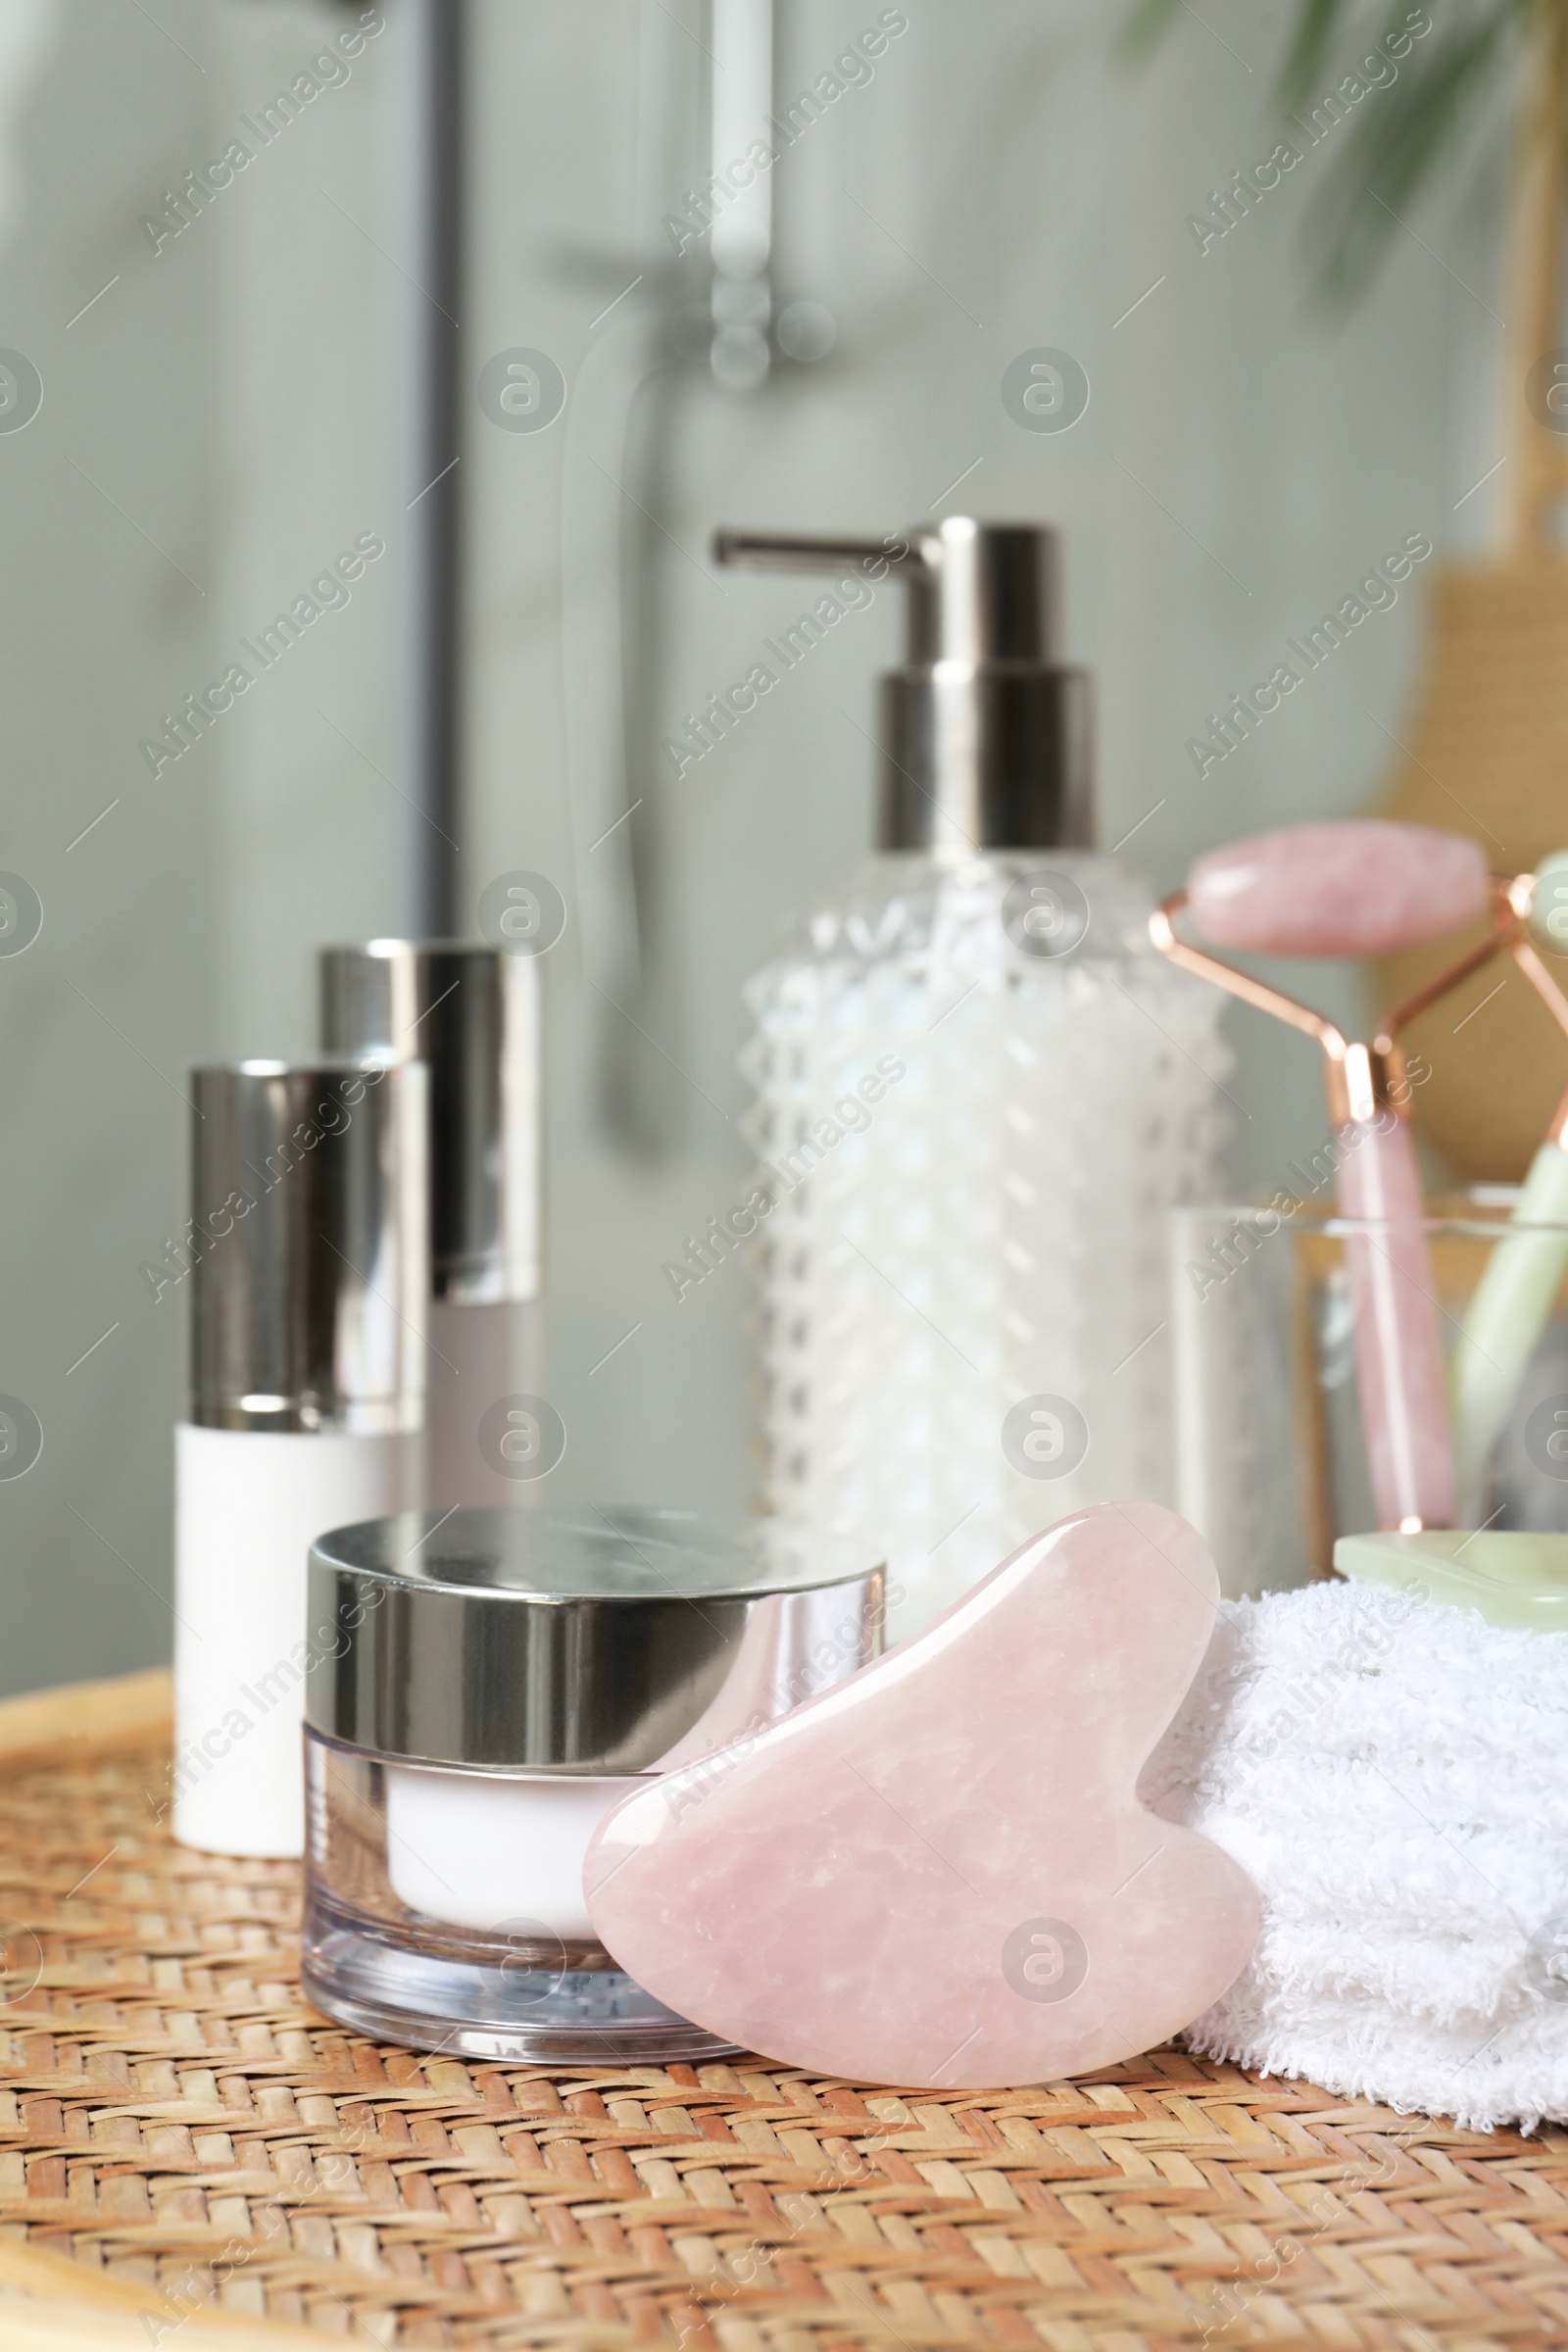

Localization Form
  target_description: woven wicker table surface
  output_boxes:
[0,1676,1563,2351]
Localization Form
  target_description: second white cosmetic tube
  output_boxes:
[320,943,544,1508]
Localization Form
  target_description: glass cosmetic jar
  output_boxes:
[302,1505,886,2060]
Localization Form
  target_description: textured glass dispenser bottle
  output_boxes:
[320,943,543,1511]
[719,517,1230,1634]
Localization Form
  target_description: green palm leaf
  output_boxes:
[1301,7,1526,302]
[1117,0,1190,65]
[1276,0,1359,110]
[1124,0,1536,305]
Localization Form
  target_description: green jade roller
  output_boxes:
[1450,853,1568,1518]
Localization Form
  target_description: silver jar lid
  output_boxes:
[306,1506,886,1773]
[189,1060,428,1435]
[319,942,541,1306]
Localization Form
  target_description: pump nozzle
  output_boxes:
[711,515,1094,853]
[711,530,920,576]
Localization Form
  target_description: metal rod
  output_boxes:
[411,0,465,937]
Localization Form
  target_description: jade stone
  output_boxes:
[1333,1528,1568,1631]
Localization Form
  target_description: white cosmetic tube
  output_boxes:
[172,1058,428,1859]
[174,1424,416,1857]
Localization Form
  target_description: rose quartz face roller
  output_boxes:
[585,1502,1258,2090]
[1152,820,1497,1534]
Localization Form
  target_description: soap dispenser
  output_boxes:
[718,516,1231,1636]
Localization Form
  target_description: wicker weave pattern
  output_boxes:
[1,1737,1566,2348]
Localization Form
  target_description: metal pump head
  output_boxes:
[711,515,1094,853]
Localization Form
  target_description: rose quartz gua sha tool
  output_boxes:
[584,1502,1258,2090]
[1152,819,1498,1534]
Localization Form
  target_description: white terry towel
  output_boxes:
[1143,1581,1568,2132]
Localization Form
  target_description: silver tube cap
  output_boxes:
[319,942,542,1306]
[306,1507,886,1773]
[189,1060,429,1435]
